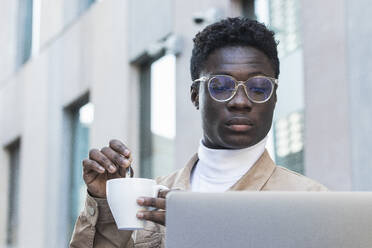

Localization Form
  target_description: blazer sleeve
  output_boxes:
[69,193,134,248]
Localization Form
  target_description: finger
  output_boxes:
[101,146,132,177]
[137,210,165,226]
[82,159,103,184]
[137,197,166,210]
[109,139,131,158]
[158,189,171,199]
[82,159,105,174]
[89,148,117,173]
[101,146,131,170]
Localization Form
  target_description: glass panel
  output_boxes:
[16,0,33,66]
[241,0,256,19]
[69,103,94,233]
[140,54,176,179]
[139,63,152,178]
[273,110,304,174]
[150,54,176,178]
[254,0,270,24]
[268,0,301,57]
[6,140,21,248]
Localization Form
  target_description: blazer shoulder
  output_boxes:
[155,153,198,190]
[265,165,328,191]
[155,169,181,188]
[155,165,193,190]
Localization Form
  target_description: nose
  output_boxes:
[226,84,253,111]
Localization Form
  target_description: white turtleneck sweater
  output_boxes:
[190,137,267,192]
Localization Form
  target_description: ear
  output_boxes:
[190,84,199,110]
[272,85,278,104]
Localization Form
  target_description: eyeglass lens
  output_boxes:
[208,75,273,102]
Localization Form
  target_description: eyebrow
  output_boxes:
[210,71,270,78]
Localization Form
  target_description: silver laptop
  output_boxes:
[166,192,372,248]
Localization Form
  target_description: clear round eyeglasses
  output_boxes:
[193,75,278,103]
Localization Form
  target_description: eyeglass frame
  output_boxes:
[193,74,279,103]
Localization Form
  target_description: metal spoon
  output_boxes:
[126,165,132,178]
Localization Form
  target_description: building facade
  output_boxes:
[1,0,372,247]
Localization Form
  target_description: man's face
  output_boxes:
[191,46,277,149]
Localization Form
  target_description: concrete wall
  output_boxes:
[346,0,372,190]
[39,0,95,49]
[302,0,372,190]
[129,0,173,60]
[302,0,352,190]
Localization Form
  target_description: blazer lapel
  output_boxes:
[228,149,276,191]
[171,153,198,191]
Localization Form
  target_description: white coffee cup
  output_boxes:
[106,178,168,230]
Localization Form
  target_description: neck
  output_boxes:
[201,136,267,150]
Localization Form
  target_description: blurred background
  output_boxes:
[1,0,372,247]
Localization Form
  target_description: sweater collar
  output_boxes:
[196,137,268,181]
[172,141,276,191]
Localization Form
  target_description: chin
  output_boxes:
[220,135,258,149]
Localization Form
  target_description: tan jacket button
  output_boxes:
[88,206,95,216]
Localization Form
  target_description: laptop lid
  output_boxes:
[166,192,372,248]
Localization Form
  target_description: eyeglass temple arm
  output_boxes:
[193,76,208,83]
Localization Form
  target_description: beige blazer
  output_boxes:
[70,150,327,248]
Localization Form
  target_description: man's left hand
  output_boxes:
[136,189,170,226]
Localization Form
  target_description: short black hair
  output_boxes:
[190,17,279,81]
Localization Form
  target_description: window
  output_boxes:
[254,0,270,24]
[31,0,41,57]
[139,54,176,179]
[16,0,33,66]
[274,111,304,174]
[63,0,96,27]
[75,0,96,18]
[241,0,256,19]
[67,101,94,235]
[268,0,301,57]
[6,139,21,248]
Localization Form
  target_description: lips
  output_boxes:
[226,117,254,126]
[225,117,254,132]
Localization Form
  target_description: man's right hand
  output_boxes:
[82,139,133,198]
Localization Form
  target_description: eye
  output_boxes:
[249,87,266,94]
[211,82,226,92]
[211,81,234,92]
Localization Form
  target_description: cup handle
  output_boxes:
[147,185,169,211]
[152,184,169,198]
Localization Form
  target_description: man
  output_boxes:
[70,17,327,248]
